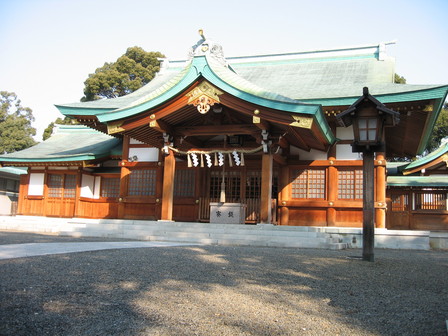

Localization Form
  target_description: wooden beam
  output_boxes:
[149,119,174,134]
[273,154,287,166]
[287,126,311,151]
[178,124,259,136]
[177,136,203,148]
[252,116,270,130]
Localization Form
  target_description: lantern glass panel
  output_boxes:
[358,117,378,142]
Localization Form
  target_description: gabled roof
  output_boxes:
[0,125,122,165]
[55,37,447,156]
[57,38,337,149]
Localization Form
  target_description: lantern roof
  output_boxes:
[336,87,401,128]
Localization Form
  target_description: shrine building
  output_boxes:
[1,35,447,230]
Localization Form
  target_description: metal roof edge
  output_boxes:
[300,85,448,106]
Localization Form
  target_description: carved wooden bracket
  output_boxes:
[186,81,223,114]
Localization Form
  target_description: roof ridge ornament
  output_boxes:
[188,29,227,66]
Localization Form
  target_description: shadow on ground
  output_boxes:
[0,232,447,335]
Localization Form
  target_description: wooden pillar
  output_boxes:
[375,153,386,228]
[260,153,273,224]
[161,150,176,221]
[363,150,375,262]
[118,136,130,219]
[73,169,82,218]
[327,163,338,226]
[117,166,130,219]
[278,166,289,225]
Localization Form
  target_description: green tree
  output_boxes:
[42,116,77,141]
[0,91,37,153]
[426,103,448,152]
[81,47,164,101]
[394,74,406,84]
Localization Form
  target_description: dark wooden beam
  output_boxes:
[149,119,174,134]
[273,154,287,166]
[177,124,259,136]
[252,116,270,131]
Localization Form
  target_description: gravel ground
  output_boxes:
[0,231,447,336]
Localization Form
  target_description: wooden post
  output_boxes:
[375,153,386,228]
[118,136,130,219]
[327,164,338,226]
[117,166,130,218]
[260,153,273,224]
[161,149,176,221]
[278,166,289,225]
[363,149,375,262]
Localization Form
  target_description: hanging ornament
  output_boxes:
[191,153,199,167]
[218,152,224,166]
[205,153,212,167]
[232,151,240,166]
[187,153,192,167]
[200,154,204,167]
[240,152,245,166]
[214,152,218,166]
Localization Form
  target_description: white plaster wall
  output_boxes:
[336,126,354,140]
[81,174,95,198]
[130,138,145,145]
[290,146,327,160]
[94,176,101,199]
[28,173,45,196]
[128,148,159,162]
[336,144,362,160]
[0,195,13,215]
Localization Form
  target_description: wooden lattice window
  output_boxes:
[100,177,120,198]
[174,169,195,197]
[414,190,447,210]
[47,174,76,198]
[63,175,76,198]
[391,193,409,212]
[210,171,241,200]
[291,169,325,199]
[47,174,63,198]
[246,171,260,199]
[128,169,157,196]
[338,169,363,199]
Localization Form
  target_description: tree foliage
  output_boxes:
[81,47,164,101]
[42,116,77,141]
[0,91,37,154]
[394,74,406,84]
[426,103,448,152]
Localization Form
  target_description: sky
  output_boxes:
[1,0,447,139]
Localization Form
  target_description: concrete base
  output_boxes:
[0,216,444,250]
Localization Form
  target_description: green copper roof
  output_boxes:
[387,176,448,187]
[402,141,448,172]
[0,167,27,176]
[0,125,121,163]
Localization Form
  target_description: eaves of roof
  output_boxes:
[402,142,448,173]
[0,125,121,163]
[300,85,448,106]
[387,175,448,187]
